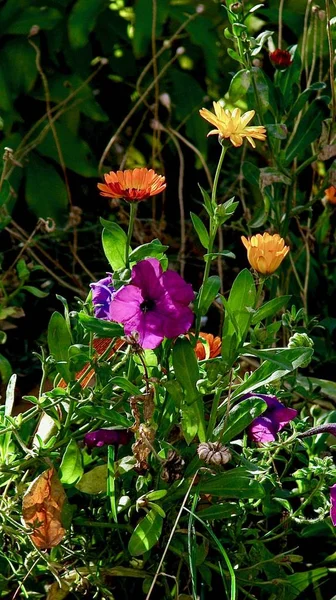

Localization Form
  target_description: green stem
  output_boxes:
[195,145,227,340]
[207,387,222,440]
[125,202,137,269]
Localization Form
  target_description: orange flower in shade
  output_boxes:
[195,333,221,360]
[97,168,166,202]
[199,102,266,148]
[324,186,336,205]
[241,232,290,275]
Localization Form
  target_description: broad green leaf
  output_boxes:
[222,269,256,366]
[285,99,329,165]
[296,375,336,401]
[103,376,142,396]
[37,121,97,177]
[25,153,69,224]
[100,218,127,270]
[181,402,200,445]
[129,239,169,263]
[229,348,314,402]
[251,295,291,324]
[76,465,108,494]
[286,82,326,123]
[128,509,163,556]
[190,212,209,249]
[107,445,117,522]
[282,568,328,600]
[172,337,200,404]
[243,348,294,370]
[197,503,241,520]
[59,440,83,486]
[265,123,288,140]
[0,180,10,208]
[48,312,72,382]
[1,39,37,95]
[0,66,12,111]
[68,0,106,48]
[198,185,213,216]
[227,69,251,102]
[133,0,169,57]
[78,313,124,338]
[6,7,62,34]
[197,276,221,315]
[199,467,264,499]
[214,397,267,442]
[247,67,277,115]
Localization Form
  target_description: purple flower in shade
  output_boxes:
[90,274,114,319]
[107,258,194,349]
[330,484,336,526]
[84,428,131,450]
[243,393,298,443]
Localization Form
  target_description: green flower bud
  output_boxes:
[288,333,314,367]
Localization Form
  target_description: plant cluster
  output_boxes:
[0,1,336,599]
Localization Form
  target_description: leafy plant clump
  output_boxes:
[1,1,336,600]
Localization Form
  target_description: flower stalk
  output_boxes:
[125,202,137,269]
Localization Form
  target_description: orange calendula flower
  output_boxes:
[323,186,336,205]
[241,232,289,275]
[98,168,166,202]
[195,333,221,360]
[199,102,266,148]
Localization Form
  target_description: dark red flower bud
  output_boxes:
[84,428,132,450]
[269,49,292,69]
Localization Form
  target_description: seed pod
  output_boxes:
[197,442,231,466]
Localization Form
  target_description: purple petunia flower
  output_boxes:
[84,428,131,450]
[243,393,298,443]
[107,258,194,349]
[330,484,336,526]
[90,274,114,319]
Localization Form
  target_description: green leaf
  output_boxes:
[107,445,117,522]
[276,45,301,110]
[5,7,62,34]
[222,269,256,366]
[48,311,72,382]
[197,276,221,315]
[78,313,124,338]
[128,508,163,556]
[172,337,200,404]
[285,99,329,165]
[227,69,251,102]
[199,467,264,499]
[5,374,17,417]
[265,124,288,140]
[198,185,213,216]
[286,82,326,123]
[1,39,37,95]
[25,153,69,224]
[181,403,199,445]
[75,464,108,494]
[129,239,169,263]
[190,212,209,249]
[283,568,328,600]
[251,295,291,324]
[37,121,97,177]
[22,285,49,298]
[214,397,267,442]
[59,440,84,486]
[0,180,10,208]
[197,503,241,520]
[230,347,314,401]
[100,218,127,270]
[80,406,132,428]
[68,0,106,48]
[247,67,277,115]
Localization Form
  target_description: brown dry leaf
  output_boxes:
[22,468,67,549]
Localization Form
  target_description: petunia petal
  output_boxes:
[162,270,195,305]
[248,416,277,443]
[131,258,164,299]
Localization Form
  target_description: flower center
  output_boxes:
[140,298,155,313]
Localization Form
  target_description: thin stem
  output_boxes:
[125,203,137,269]
[278,0,285,48]
[326,0,336,141]
[207,388,222,440]
[194,145,227,340]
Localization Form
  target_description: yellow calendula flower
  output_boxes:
[241,232,289,275]
[199,102,266,148]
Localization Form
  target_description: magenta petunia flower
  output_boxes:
[330,484,336,526]
[107,258,194,349]
[243,393,297,443]
[90,274,114,319]
[84,428,131,450]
